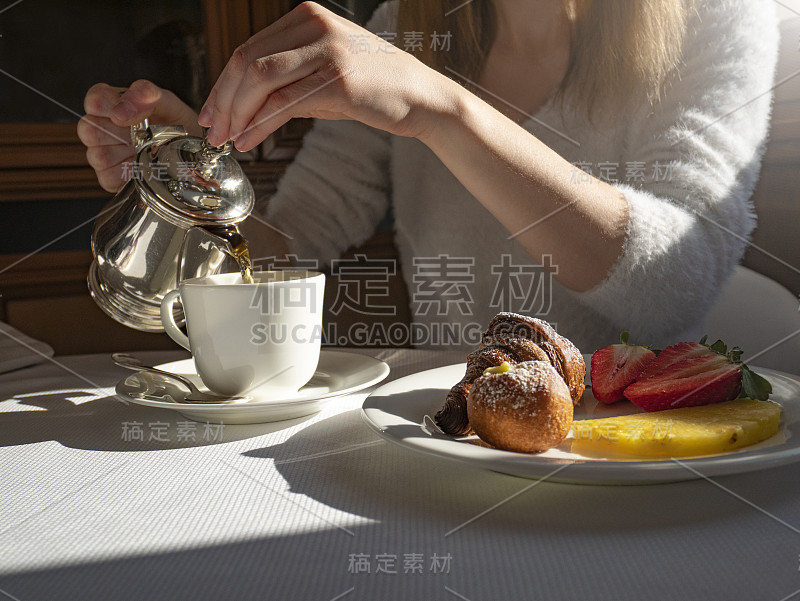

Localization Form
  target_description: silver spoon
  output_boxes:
[112,353,251,404]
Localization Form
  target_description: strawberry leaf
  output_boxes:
[695,336,770,400]
[709,339,728,355]
[740,366,772,401]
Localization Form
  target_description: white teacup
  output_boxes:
[160,271,325,397]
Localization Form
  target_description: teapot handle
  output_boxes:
[130,120,188,153]
[130,119,150,152]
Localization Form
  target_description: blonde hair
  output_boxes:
[397,0,690,114]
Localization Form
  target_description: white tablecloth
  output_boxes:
[1,348,800,601]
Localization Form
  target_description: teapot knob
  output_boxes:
[197,135,233,164]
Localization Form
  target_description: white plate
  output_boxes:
[117,350,389,424]
[361,360,800,485]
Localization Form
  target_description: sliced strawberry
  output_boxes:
[624,339,748,412]
[590,333,657,404]
[635,342,709,380]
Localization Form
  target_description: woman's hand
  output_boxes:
[77,80,201,192]
[200,1,457,151]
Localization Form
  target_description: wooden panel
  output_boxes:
[7,295,178,356]
[0,144,88,170]
[203,0,255,81]
[0,250,179,353]
[0,168,106,202]
[249,0,293,30]
[0,250,92,302]
[0,123,106,201]
[0,123,89,171]
[0,123,83,145]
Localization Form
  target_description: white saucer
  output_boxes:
[116,350,389,424]
[362,361,800,485]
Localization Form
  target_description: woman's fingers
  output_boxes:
[81,80,201,154]
[199,0,310,125]
[84,83,127,117]
[202,2,431,149]
[78,114,133,191]
[95,160,132,193]
[81,85,134,148]
[109,79,162,126]
[77,114,130,148]
[203,5,335,145]
[228,48,319,139]
[80,78,201,193]
[110,79,201,135]
[198,87,216,127]
[198,0,316,122]
[234,71,337,151]
[85,142,134,173]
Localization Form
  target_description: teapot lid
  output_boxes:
[138,132,254,225]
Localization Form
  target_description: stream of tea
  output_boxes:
[231,238,254,284]
[208,226,254,284]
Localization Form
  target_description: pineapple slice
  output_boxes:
[571,398,782,458]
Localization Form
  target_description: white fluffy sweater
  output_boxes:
[261,0,779,351]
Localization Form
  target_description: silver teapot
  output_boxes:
[88,120,254,332]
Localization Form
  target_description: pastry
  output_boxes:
[467,361,573,453]
[435,345,517,436]
[482,312,585,403]
[435,312,585,436]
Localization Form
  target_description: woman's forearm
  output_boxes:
[417,80,629,292]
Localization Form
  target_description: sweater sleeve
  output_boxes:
[257,2,398,267]
[576,0,779,343]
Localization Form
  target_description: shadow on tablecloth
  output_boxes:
[0,384,307,452]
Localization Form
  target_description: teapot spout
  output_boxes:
[178,225,253,284]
